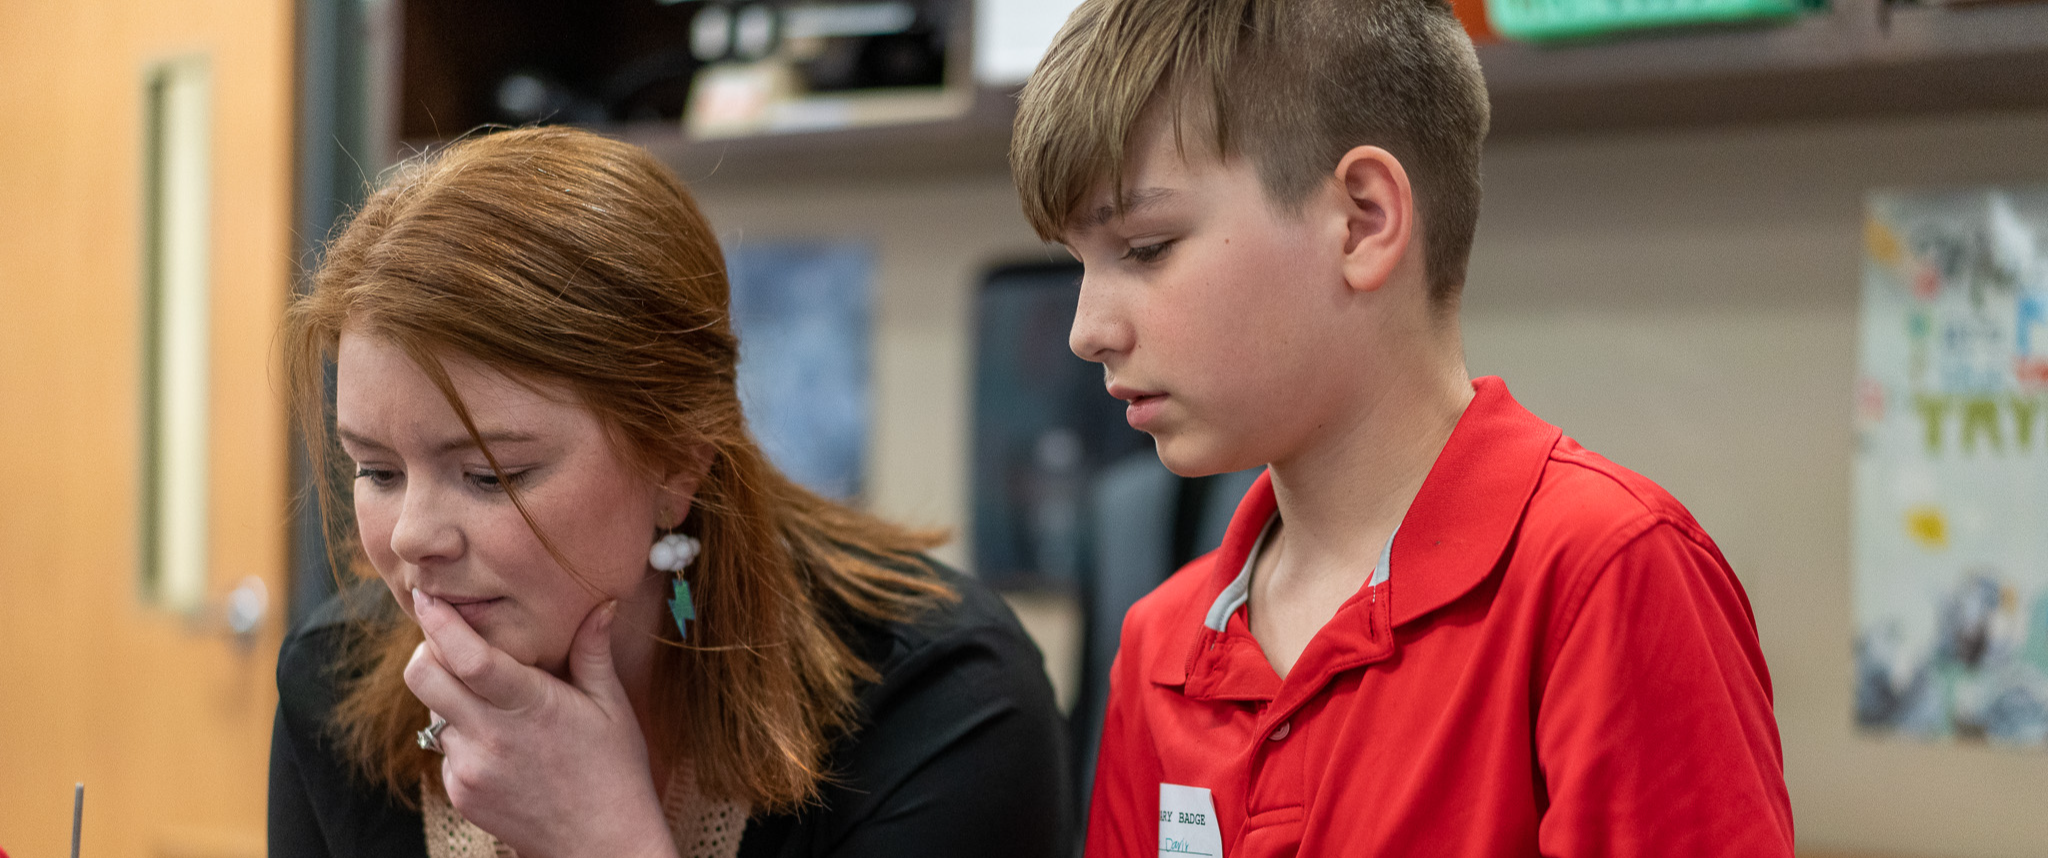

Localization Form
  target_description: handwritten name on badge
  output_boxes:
[1159,783,1223,858]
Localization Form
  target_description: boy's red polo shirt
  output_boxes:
[1086,377,1794,858]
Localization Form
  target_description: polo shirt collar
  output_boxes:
[1146,376,1561,689]
[1202,518,1393,633]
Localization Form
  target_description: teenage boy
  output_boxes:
[1010,1,1795,856]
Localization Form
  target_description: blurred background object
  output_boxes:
[726,240,877,501]
[969,263,1152,594]
[1482,0,1822,43]
[389,0,971,142]
[1851,188,2048,750]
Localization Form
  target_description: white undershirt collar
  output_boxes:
[1203,513,1396,633]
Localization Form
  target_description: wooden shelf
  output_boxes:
[621,84,1016,188]
[416,0,2048,186]
[1480,0,2048,134]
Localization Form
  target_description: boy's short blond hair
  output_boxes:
[1012,0,1490,306]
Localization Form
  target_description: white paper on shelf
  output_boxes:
[974,0,1087,86]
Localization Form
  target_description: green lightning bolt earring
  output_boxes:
[650,531,701,639]
[668,579,696,640]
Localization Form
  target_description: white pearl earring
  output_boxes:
[649,532,701,572]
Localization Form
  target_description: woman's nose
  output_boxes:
[389,483,463,566]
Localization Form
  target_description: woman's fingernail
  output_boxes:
[413,587,431,608]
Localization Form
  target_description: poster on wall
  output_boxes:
[726,240,872,501]
[1854,187,2048,747]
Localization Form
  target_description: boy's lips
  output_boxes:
[1124,394,1167,429]
[1106,381,1163,401]
[1107,382,1169,430]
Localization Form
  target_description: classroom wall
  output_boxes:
[689,108,2048,858]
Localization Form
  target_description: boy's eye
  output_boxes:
[354,466,399,487]
[1123,240,1174,264]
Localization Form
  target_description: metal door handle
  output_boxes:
[183,575,269,649]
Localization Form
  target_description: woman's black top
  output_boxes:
[268,563,1071,858]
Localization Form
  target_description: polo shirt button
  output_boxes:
[1267,721,1291,741]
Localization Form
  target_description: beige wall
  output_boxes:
[690,109,2048,857]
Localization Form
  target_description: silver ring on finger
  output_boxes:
[416,716,449,754]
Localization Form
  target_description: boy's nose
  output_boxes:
[1069,273,1132,363]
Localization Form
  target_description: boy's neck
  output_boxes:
[1264,331,1472,590]
[1247,330,1470,678]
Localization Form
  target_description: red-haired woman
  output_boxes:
[269,126,1068,858]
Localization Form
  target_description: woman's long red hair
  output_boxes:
[282,126,951,812]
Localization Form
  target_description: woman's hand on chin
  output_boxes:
[404,590,680,858]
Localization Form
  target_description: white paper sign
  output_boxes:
[974,0,1088,85]
[1158,783,1224,858]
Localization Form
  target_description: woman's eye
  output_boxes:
[355,466,399,487]
[1124,241,1174,264]
[468,470,528,493]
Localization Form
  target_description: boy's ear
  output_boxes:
[1332,146,1415,294]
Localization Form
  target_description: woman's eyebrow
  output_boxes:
[336,427,390,452]
[335,427,543,454]
[433,431,543,454]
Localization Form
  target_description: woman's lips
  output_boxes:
[445,597,504,625]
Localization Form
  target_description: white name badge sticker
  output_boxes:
[1158,783,1224,858]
